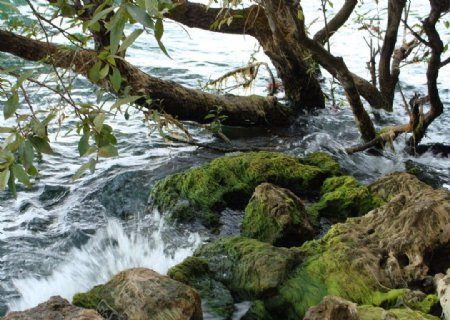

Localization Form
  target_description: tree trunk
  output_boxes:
[0,29,292,127]
[167,0,325,110]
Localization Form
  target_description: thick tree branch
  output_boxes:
[0,29,292,127]
[378,0,407,111]
[313,0,358,45]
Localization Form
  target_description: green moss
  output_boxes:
[301,152,341,177]
[194,236,302,299]
[308,176,385,221]
[150,151,328,229]
[242,199,283,244]
[358,305,439,320]
[167,256,209,285]
[72,285,104,309]
[241,300,273,320]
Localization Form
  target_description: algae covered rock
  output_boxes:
[357,305,439,320]
[241,183,315,247]
[309,176,384,222]
[189,236,301,299]
[241,300,273,320]
[2,296,102,320]
[266,174,450,318]
[73,268,202,320]
[168,256,234,319]
[303,295,359,320]
[301,152,341,177]
[368,172,427,201]
[150,151,336,229]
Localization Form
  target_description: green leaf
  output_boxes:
[155,18,164,41]
[20,140,34,170]
[444,20,449,29]
[27,165,38,176]
[72,159,96,180]
[28,136,54,155]
[109,67,122,92]
[0,169,10,191]
[88,61,103,83]
[4,92,19,119]
[126,4,154,29]
[0,127,14,133]
[110,8,126,54]
[87,7,114,28]
[12,163,31,188]
[99,64,110,80]
[78,131,90,156]
[13,70,33,90]
[93,113,106,133]
[111,95,141,109]
[118,28,144,53]
[157,40,170,58]
[98,144,118,157]
[0,0,20,13]
[7,168,16,198]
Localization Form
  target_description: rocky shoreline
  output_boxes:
[3,151,449,320]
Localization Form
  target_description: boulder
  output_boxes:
[368,172,427,201]
[267,174,449,318]
[303,296,359,320]
[73,268,202,320]
[308,176,385,222]
[241,183,315,247]
[2,296,102,320]
[303,296,439,320]
[150,151,339,230]
[300,152,341,177]
[170,237,301,300]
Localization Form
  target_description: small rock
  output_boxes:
[303,296,359,320]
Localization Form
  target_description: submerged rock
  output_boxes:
[267,173,449,318]
[73,268,202,320]
[2,296,102,320]
[150,151,339,230]
[241,183,315,247]
[308,176,385,222]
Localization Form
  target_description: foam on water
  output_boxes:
[7,211,202,311]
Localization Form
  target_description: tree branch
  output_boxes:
[0,29,292,127]
[313,0,358,45]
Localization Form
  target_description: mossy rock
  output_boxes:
[73,268,202,320]
[241,183,315,246]
[264,178,450,318]
[150,151,335,230]
[193,236,302,300]
[300,152,341,177]
[308,176,385,221]
[168,256,234,319]
[357,305,439,320]
[241,300,273,320]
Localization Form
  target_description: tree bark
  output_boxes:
[0,29,292,127]
[167,0,325,110]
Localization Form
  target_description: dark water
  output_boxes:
[0,0,449,317]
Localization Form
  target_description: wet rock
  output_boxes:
[38,185,70,209]
[73,268,202,320]
[2,296,102,320]
[308,176,385,222]
[268,174,450,318]
[368,172,426,201]
[171,237,301,301]
[241,300,272,320]
[241,183,315,247]
[303,295,439,320]
[435,269,450,320]
[303,296,359,320]
[168,256,234,319]
[300,152,342,177]
[150,151,338,231]
[405,160,445,189]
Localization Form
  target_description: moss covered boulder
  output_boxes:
[150,151,339,229]
[241,183,315,247]
[73,268,202,320]
[303,296,439,320]
[300,152,342,177]
[308,176,385,222]
[168,256,234,319]
[265,174,450,318]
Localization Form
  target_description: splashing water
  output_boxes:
[7,211,202,311]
